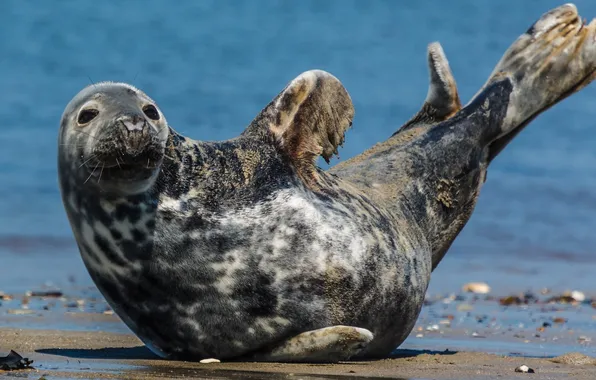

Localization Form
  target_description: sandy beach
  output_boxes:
[1,327,596,380]
[1,276,595,379]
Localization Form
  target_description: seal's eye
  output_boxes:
[143,105,160,121]
[78,109,99,125]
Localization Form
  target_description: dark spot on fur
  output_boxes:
[131,229,145,242]
[83,198,113,227]
[80,242,100,265]
[94,233,128,267]
[95,277,124,306]
[115,203,141,223]
[183,213,206,231]
[110,228,123,240]
[234,269,278,317]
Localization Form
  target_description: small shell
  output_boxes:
[570,290,585,302]
[462,282,491,294]
[514,365,535,373]
[200,358,221,364]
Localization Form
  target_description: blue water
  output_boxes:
[1,1,596,293]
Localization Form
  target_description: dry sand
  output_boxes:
[1,328,595,380]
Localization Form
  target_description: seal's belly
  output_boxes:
[77,188,431,359]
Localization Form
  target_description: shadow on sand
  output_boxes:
[37,345,458,361]
[37,345,159,360]
[34,346,456,379]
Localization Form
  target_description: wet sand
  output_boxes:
[1,327,595,380]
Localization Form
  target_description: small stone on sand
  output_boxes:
[570,290,586,302]
[462,282,491,294]
[200,358,221,364]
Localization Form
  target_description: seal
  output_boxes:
[58,4,596,362]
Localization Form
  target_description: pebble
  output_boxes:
[514,365,535,373]
[462,282,491,294]
[570,290,586,302]
[0,293,13,301]
[199,358,221,364]
[499,295,525,306]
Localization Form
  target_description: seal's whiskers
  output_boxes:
[78,154,97,168]
[83,161,100,184]
[97,163,105,184]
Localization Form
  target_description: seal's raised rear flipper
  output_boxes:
[394,42,462,135]
[248,326,373,363]
[244,70,354,189]
[476,4,596,162]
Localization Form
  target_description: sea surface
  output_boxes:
[0,0,595,358]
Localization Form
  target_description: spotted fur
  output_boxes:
[58,4,596,362]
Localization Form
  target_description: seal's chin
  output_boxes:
[99,167,161,195]
[84,148,164,195]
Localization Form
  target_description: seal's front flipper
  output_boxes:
[394,42,462,136]
[250,326,373,363]
[244,70,354,190]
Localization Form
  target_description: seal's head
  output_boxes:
[58,82,169,195]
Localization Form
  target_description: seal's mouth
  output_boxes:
[84,149,164,184]
[79,120,166,187]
